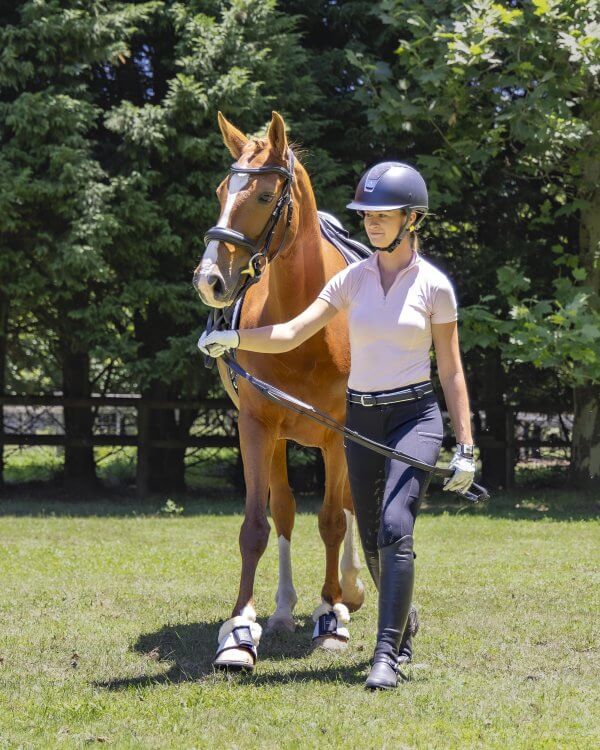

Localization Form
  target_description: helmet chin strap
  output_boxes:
[375,212,424,253]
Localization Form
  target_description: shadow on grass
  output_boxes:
[92,618,378,689]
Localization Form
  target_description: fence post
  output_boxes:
[0,404,4,488]
[137,402,150,498]
[0,292,6,488]
[505,407,516,490]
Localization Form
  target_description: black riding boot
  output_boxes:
[365,535,414,690]
[363,547,380,589]
[397,605,419,665]
[363,545,418,665]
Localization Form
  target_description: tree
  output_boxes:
[100,0,338,490]
[0,1,160,486]
[351,0,600,489]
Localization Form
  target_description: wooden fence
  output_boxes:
[0,395,570,495]
[0,394,235,496]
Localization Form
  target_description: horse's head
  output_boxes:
[194,111,297,308]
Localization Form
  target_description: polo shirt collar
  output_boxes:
[365,249,421,275]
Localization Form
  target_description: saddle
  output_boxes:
[203,211,372,392]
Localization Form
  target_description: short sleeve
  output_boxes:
[317,266,353,311]
[431,275,458,323]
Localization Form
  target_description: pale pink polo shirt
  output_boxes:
[317,250,458,391]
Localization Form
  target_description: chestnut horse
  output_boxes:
[193,111,365,669]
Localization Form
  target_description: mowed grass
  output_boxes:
[0,489,598,749]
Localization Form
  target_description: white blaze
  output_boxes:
[217,172,250,228]
[199,172,250,274]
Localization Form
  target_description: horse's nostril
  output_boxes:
[208,273,224,297]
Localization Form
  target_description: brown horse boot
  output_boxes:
[365,535,414,690]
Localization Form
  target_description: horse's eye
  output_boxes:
[258,194,275,203]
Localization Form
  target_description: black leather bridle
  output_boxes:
[203,149,296,288]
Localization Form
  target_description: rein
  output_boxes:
[220,352,489,504]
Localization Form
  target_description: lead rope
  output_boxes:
[218,351,489,504]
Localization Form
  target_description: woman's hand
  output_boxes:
[443,449,475,494]
[197,330,240,358]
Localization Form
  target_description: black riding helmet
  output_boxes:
[347,162,428,253]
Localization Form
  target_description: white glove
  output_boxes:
[197,329,240,358]
[443,448,476,494]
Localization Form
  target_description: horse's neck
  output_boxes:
[265,172,327,317]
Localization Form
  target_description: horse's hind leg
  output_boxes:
[311,435,351,649]
[266,439,298,633]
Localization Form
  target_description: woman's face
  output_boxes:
[363,209,404,248]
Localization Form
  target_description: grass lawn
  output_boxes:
[0,488,598,749]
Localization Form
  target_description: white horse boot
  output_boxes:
[311,601,351,650]
[214,612,262,671]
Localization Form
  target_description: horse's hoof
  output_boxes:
[213,647,256,671]
[266,614,296,633]
[312,635,349,651]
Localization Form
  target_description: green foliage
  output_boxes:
[2,1,599,486]
[1,1,339,399]
[462,255,600,386]
[159,497,184,515]
[349,0,600,393]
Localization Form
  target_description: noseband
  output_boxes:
[203,149,295,289]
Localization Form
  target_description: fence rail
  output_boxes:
[0,394,571,495]
[0,394,237,496]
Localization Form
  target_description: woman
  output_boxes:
[198,162,476,690]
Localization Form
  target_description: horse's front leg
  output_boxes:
[266,439,298,633]
[312,434,352,650]
[213,410,277,670]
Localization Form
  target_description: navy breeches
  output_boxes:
[343,381,443,554]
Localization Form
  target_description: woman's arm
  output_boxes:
[237,298,339,354]
[431,321,473,445]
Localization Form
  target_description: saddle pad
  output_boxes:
[316,211,372,265]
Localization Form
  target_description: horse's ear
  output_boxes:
[267,111,288,158]
[217,111,248,159]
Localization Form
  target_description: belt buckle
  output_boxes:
[360,393,375,407]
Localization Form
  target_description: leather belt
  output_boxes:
[347,382,434,407]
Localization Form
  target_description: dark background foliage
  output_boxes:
[1,0,598,492]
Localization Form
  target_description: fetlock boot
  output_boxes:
[365,535,414,691]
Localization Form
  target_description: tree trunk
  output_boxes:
[134,304,197,495]
[62,346,97,488]
[139,383,197,494]
[477,350,513,490]
[0,292,7,488]
[571,385,600,491]
[571,132,600,490]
